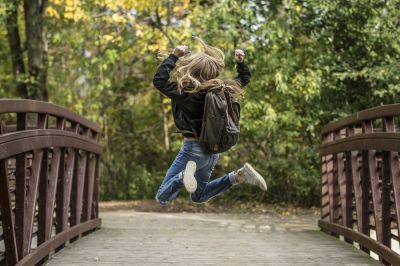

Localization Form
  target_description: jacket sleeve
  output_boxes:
[152,54,182,100]
[234,61,251,87]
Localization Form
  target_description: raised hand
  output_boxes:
[235,49,245,63]
[173,45,190,57]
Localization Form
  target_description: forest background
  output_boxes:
[0,0,399,206]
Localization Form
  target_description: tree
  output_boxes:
[5,0,49,100]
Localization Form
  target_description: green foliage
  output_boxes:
[1,0,399,206]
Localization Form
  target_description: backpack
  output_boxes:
[199,89,241,153]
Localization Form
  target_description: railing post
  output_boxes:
[92,155,100,219]
[380,117,396,265]
[0,159,18,265]
[15,113,27,259]
[331,131,341,226]
[359,121,372,254]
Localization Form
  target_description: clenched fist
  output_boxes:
[235,49,245,63]
[173,45,190,57]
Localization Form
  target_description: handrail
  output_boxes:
[0,99,100,133]
[0,100,102,265]
[321,104,400,135]
[320,104,400,265]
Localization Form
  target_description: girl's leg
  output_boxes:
[190,154,238,203]
[155,148,189,204]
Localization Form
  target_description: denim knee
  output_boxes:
[190,193,206,203]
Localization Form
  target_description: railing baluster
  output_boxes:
[39,147,63,246]
[56,148,76,235]
[92,155,100,219]
[360,121,372,254]
[362,120,383,247]
[83,155,96,222]
[332,131,341,225]
[37,113,48,250]
[70,152,88,229]
[321,151,330,221]
[382,117,396,251]
[24,150,43,256]
[15,113,27,259]
[338,126,353,243]
[334,130,346,228]
[0,159,18,265]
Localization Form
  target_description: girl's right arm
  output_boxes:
[152,54,180,99]
[153,45,189,100]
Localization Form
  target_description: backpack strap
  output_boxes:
[223,88,235,118]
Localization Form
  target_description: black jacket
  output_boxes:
[153,53,251,137]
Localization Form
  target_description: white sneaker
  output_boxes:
[183,161,197,193]
[238,163,267,191]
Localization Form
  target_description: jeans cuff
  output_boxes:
[229,171,238,185]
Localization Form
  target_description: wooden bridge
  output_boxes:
[0,100,400,265]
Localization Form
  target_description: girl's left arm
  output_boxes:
[152,54,182,100]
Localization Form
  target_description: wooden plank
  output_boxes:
[381,117,395,249]
[83,155,96,222]
[92,155,100,219]
[331,131,341,225]
[15,112,27,259]
[56,148,77,253]
[321,155,329,220]
[38,148,63,246]
[336,127,353,243]
[23,150,43,256]
[38,149,49,246]
[0,130,103,159]
[37,113,48,247]
[327,152,336,225]
[70,152,88,227]
[322,103,400,135]
[359,121,372,254]
[319,219,400,266]
[362,122,382,245]
[319,133,400,155]
[39,118,65,252]
[45,212,380,266]
[335,131,348,227]
[0,100,100,133]
[0,159,18,265]
[15,219,101,266]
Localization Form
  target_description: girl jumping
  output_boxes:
[153,38,267,205]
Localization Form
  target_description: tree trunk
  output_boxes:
[5,0,28,98]
[160,94,171,151]
[23,0,49,101]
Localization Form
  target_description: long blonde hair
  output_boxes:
[160,37,243,96]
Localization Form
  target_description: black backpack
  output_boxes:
[199,89,241,153]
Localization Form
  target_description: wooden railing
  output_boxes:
[0,99,102,266]
[320,104,400,265]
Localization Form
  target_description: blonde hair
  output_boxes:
[159,37,243,96]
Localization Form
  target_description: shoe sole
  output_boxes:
[244,163,267,191]
[183,161,197,193]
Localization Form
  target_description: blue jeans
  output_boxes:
[155,140,236,204]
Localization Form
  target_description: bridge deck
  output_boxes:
[46,211,382,265]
